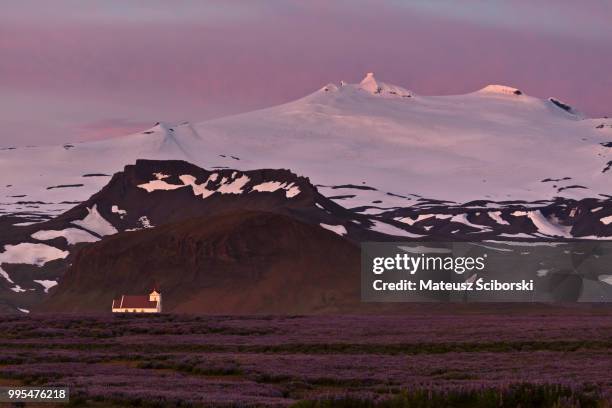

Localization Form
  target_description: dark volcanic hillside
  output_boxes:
[1,160,377,314]
[40,211,361,314]
[15,159,370,238]
[3,158,612,314]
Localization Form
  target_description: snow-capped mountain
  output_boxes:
[2,72,611,222]
[0,159,386,312]
[2,73,612,313]
[195,75,612,205]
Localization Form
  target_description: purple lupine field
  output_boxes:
[1,309,611,407]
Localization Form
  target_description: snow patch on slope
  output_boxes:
[32,228,99,245]
[111,205,127,218]
[33,279,58,293]
[499,232,534,238]
[252,181,301,198]
[217,174,250,194]
[527,210,572,238]
[489,211,510,226]
[396,214,452,225]
[138,178,185,192]
[369,220,424,237]
[600,215,612,225]
[72,205,118,236]
[0,266,14,284]
[0,243,68,266]
[535,269,549,277]
[139,216,154,229]
[153,172,169,180]
[180,174,217,198]
[319,223,347,236]
[598,275,612,285]
[450,214,491,231]
[139,171,302,199]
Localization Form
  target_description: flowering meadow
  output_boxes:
[0,309,611,407]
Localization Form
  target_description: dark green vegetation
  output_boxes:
[0,311,611,407]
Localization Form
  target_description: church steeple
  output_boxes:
[149,284,161,307]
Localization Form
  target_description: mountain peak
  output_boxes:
[359,72,379,93]
[354,72,412,98]
[314,73,412,98]
[141,121,174,135]
[477,84,524,96]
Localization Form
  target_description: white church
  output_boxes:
[112,288,162,313]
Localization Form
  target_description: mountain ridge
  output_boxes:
[2,72,611,221]
[1,158,612,314]
[1,73,612,313]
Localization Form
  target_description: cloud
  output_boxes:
[392,0,612,42]
[0,0,269,24]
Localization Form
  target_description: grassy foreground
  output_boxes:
[0,311,611,407]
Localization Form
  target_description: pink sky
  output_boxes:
[0,1,610,145]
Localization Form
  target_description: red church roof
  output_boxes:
[112,295,157,309]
